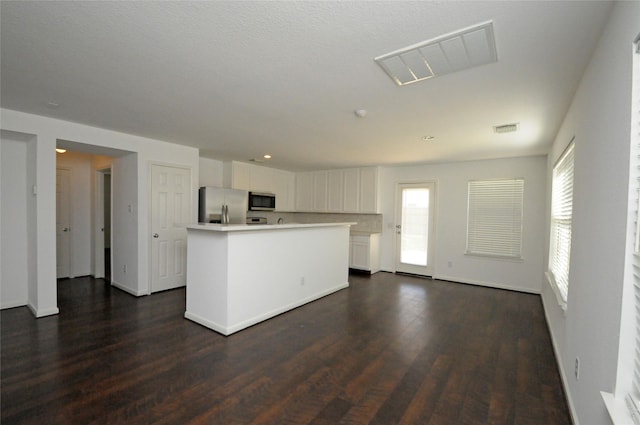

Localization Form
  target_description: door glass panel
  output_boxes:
[400,188,430,266]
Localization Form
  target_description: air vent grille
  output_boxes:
[493,123,519,134]
[375,21,497,86]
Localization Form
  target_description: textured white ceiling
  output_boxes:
[0,1,613,170]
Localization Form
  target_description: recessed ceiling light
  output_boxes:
[55,148,67,153]
[46,101,60,109]
[422,135,435,141]
[354,109,367,118]
[263,154,272,159]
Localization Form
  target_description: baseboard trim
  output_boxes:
[111,280,145,297]
[27,302,59,318]
[1,299,27,310]
[541,293,579,425]
[433,274,541,294]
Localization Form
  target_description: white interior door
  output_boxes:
[395,182,436,276]
[151,164,191,293]
[94,169,111,279]
[56,168,72,278]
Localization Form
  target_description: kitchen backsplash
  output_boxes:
[247,211,383,234]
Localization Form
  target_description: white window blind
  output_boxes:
[548,141,575,303]
[466,178,524,259]
[626,33,640,425]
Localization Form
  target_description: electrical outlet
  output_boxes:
[575,357,580,380]
[123,264,127,274]
[300,277,305,286]
[448,261,453,268]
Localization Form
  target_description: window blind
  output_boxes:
[466,178,524,259]
[549,141,575,302]
[627,33,640,425]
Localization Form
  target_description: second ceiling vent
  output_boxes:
[375,21,497,86]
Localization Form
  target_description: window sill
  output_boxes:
[464,252,524,262]
[545,271,567,312]
[602,392,638,425]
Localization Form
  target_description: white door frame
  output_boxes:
[148,161,193,295]
[94,168,111,279]
[56,167,73,279]
[394,181,437,276]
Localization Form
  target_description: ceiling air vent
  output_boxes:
[493,123,519,134]
[375,21,497,86]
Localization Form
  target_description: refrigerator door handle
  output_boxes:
[221,204,229,224]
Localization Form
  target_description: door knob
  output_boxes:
[153,233,159,238]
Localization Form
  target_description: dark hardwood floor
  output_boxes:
[1,273,571,425]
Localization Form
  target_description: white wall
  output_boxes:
[1,134,30,308]
[199,157,224,187]
[0,109,200,314]
[541,2,639,424]
[379,155,547,293]
[110,153,139,294]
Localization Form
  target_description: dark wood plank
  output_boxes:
[1,273,571,425]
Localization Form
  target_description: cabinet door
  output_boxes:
[232,161,252,190]
[313,171,328,212]
[327,170,344,212]
[273,169,295,211]
[295,172,314,211]
[359,167,379,213]
[350,236,370,270]
[250,165,273,193]
[343,168,360,212]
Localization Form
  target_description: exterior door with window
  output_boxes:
[395,182,436,276]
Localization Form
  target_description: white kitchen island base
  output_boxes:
[185,222,353,336]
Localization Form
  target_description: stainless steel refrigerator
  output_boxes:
[198,187,248,224]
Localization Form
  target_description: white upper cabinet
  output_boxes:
[327,169,344,212]
[294,166,379,213]
[343,168,360,212]
[272,169,295,211]
[295,172,314,211]
[223,161,251,190]
[250,165,273,193]
[223,161,295,211]
[313,171,328,212]
[359,167,379,213]
[222,161,378,213]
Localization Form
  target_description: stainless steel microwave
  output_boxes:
[248,192,276,211]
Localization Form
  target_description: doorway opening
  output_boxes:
[54,140,131,287]
[95,169,112,281]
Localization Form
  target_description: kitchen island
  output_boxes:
[185,222,354,335]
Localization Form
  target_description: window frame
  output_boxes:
[625,33,640,425]
[465,177,525,260]
[547,139,575,309]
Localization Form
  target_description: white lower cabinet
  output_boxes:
[349,234,380,273]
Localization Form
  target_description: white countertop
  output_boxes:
[187,222,356,232]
